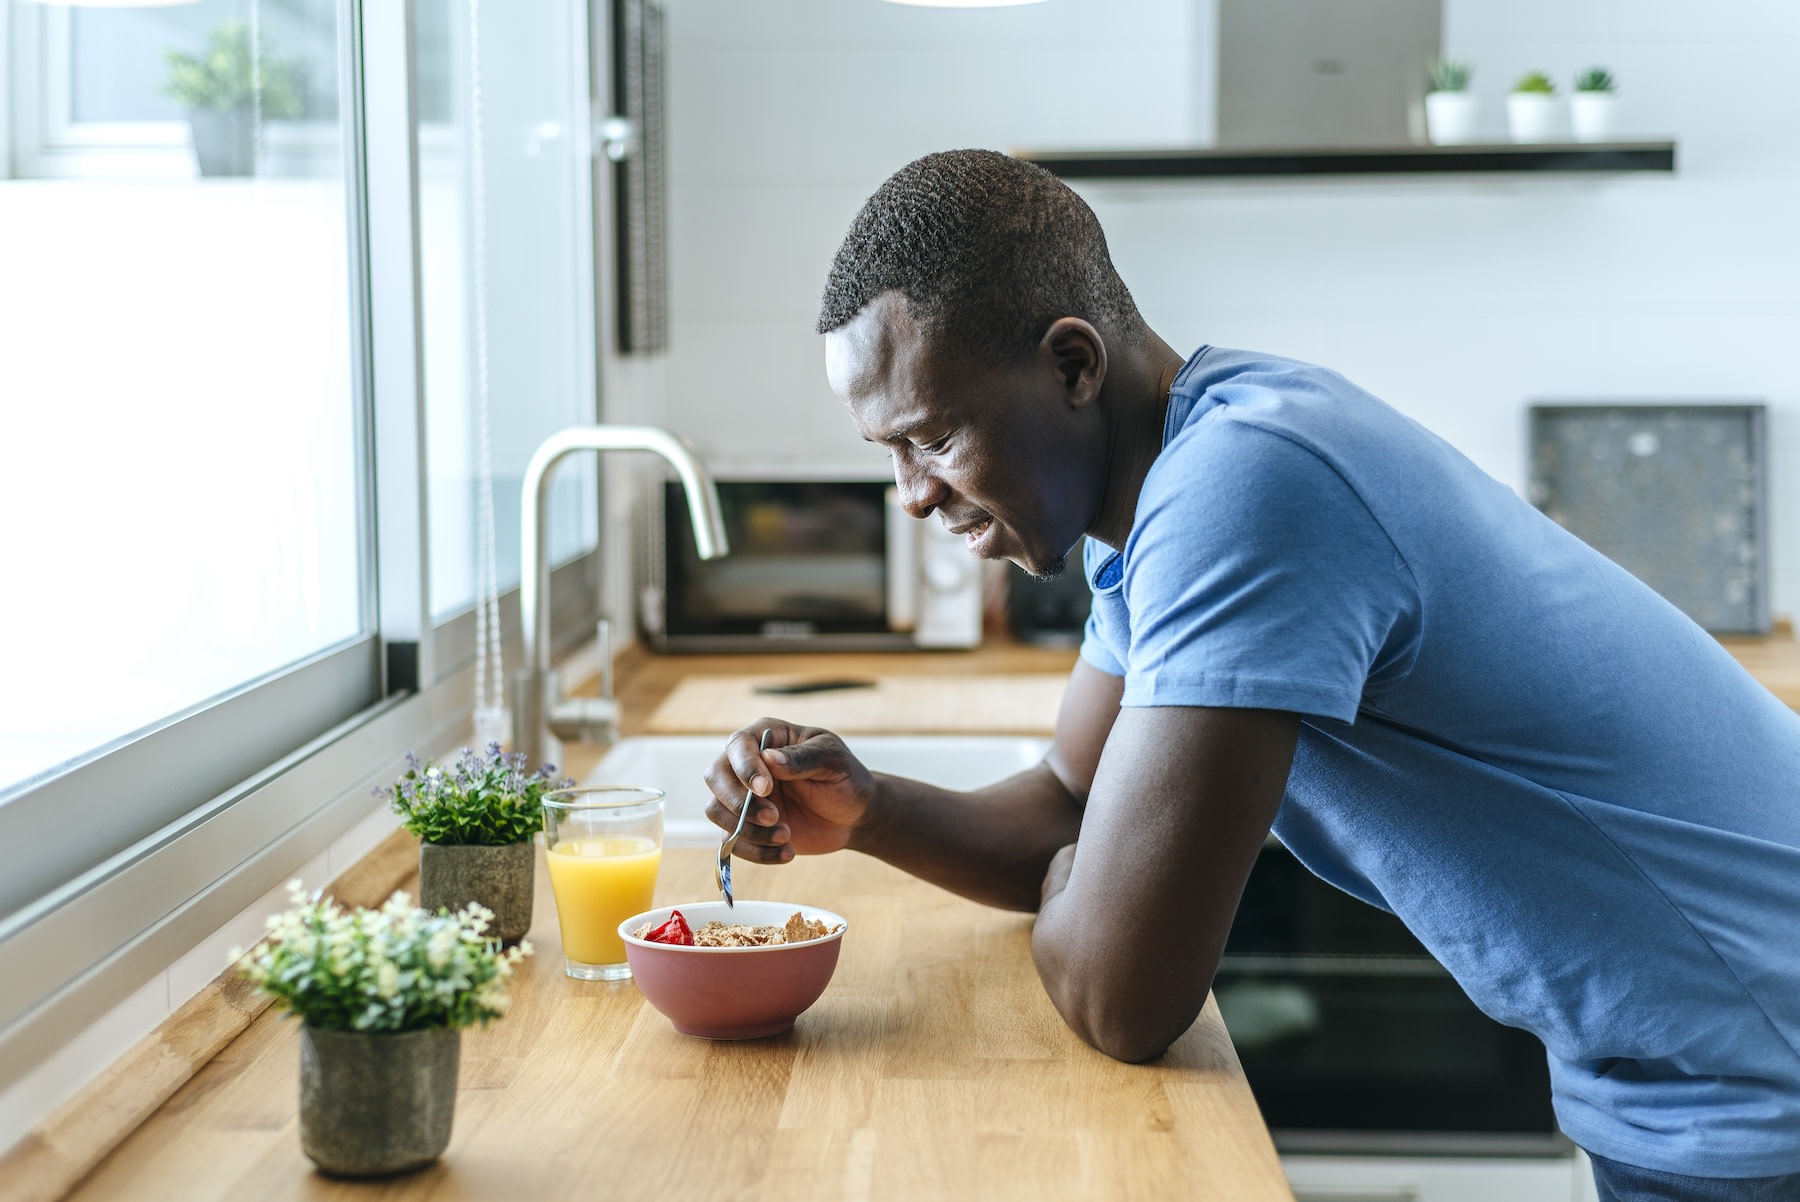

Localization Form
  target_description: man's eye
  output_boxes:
[918,436,950,455]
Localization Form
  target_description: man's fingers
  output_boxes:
[761,732,841,777]
[702,797,789,845]
[725,727,775,796]
[730,841,795,866]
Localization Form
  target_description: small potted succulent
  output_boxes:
[237,885,530,1176]
[381,744,569,944]
[1570,68,1618,143]
[1507,71,1560,143]
[161,21,303,177]
[1424,58,1477,145]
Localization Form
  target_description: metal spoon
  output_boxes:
[717,727,771,908]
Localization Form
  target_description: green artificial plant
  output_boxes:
[237,884,530,1032]
[1574,68,1617,94]
[162,21,303,117]
[1426,58,1472,94]
[381,743,570,846]
[1511,71,1557,96]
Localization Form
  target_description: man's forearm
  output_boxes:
[847,762,1083,911]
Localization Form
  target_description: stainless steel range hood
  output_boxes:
[1217,0,1441,148]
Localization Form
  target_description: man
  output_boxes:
[702,149,1800,1199]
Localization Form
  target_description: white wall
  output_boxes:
[658,0,1800,621]
[660,0,1198,478]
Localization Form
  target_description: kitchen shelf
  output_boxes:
[1016,141,1676,180]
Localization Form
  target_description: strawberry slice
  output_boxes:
[643,909,695,946]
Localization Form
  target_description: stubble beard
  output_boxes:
[1024,553,1068,584]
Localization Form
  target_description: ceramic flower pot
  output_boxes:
[1424,92,1478,145]
[187,107,255,177]
[299,1026,459,1177]
[1570,92,1617,142]
[419,840,535,944]
[1506,93,1559,143]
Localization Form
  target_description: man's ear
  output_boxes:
[1040,317,1107,410]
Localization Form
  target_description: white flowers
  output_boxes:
[237,883,532,1032]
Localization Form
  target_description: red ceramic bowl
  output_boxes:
[619,900,846,1039]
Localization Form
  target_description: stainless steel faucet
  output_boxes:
[509,425,729,771]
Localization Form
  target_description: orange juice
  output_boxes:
[545,835,661,965]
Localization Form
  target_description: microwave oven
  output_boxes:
[644,479,984,652]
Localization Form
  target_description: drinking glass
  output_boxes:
[541,786,664,980]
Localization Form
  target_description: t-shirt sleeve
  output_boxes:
[1119,418,1418,721]
[1078,538,1126,677]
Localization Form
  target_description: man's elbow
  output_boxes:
[1075,1008,1184,1063]
[1034,937,1205,1062]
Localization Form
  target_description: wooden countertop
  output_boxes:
[22,630,1800,1200]
[608,641,1082,738]
[60,847,1291,1201]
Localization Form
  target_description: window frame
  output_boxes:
[0,0,607,1094]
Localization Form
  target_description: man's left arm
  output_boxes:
[1031,704,1299,1062]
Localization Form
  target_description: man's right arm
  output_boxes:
[702,658,1124,912]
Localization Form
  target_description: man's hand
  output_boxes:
[692,661,1121,907]
[1041,842,1078,908]
[702,718,878,863]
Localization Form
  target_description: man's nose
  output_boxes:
[892,449,947,520]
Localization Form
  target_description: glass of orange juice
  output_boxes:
[541,785,664,980]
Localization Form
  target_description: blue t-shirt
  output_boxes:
[1080,347,1800,1176]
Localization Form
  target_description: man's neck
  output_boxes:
[1087,331,1185,552]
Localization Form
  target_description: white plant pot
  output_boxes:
[1570,92,1617,143]
[1506,93,1560,143]
[1424,92,1478,145]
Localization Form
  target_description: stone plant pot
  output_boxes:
[299,1026,459,1177]
[419,840,534,944]
[187,107,255,177]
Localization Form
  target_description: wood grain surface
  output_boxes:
[57,848,1292,1202]
[644,674,1070,735]
[23,628,1800,1201]
[611,643,1081,739]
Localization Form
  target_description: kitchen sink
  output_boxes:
[585,734,1051,846]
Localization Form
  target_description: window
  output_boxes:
[0,0,608,1100]
[415,0,598,623]
[1,0,366,798]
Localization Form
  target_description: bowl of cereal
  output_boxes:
[619,900,847,1039]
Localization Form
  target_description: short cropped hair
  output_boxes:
[817,149,1144,363]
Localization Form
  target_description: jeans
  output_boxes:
[1589,1152,1800,1202]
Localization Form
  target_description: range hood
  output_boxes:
[1216,0,1440,148]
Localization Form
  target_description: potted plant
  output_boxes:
[1424,58,1477,145]
[1570,68,1618,143]
[1506,71,1560,143]
[382,744,568,945]
[237,885,530,1176]
[161,21,303,177]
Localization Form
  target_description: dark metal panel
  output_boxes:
[1529,403,1768,635]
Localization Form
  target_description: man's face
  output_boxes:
[825,293,1103,579]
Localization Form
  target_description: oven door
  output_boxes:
[656,479,914,651]
[1217,844,1564,1156]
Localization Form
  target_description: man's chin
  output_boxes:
[1009,551,1069,584]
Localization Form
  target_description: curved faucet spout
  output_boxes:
[514,425,728,767]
